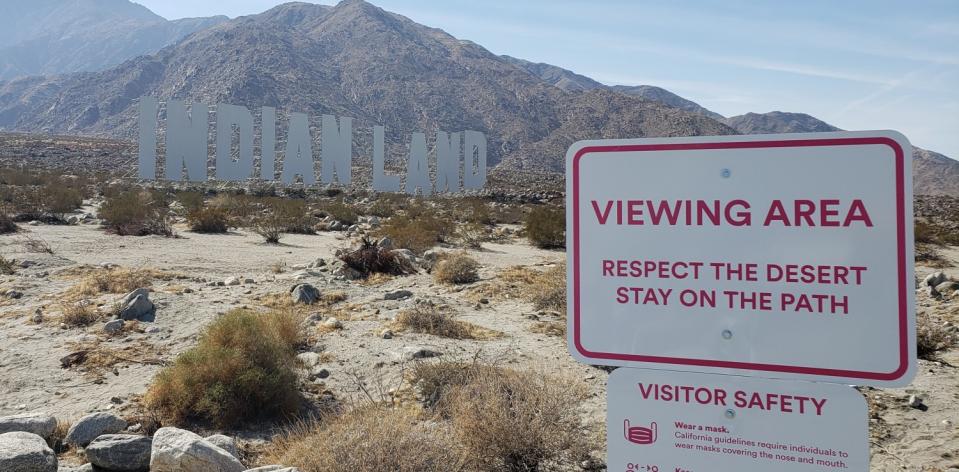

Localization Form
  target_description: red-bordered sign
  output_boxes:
[566,132,915,387]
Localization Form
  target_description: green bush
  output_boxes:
[321,200,358,225]
[145,309,302,427]
[524,206,565,249]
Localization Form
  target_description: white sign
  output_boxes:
[565,132,915,386]
[137,97,487,193]
[607,368,868,472]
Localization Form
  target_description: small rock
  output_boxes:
[85,434,152,471]
[377,236,393,249]
[290,284,321,305]
[118,289,155,321]
[315,368,330,379]
[324,318,342,329]
[393,346,442,361]
[204,434,239,459]
[384,290,413,301]
[243,278,255,284]
[19,260,36,268]
[307,258,326,268]
[924,271,948,288]
[103,319,124,334]
[296,352,322,368]
[934,280,959,295]
[224,277,241,286]
[150,427,244,472]
[0,431,57,471]
[0,413,57,438]
[381,329,394,339]
[907,395,925,409]
[5,290,23,299]
[64,412,127,447]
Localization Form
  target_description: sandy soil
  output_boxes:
[0,220,956,471]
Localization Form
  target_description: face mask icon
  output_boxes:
[624,419,657,445]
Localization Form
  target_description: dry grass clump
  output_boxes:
[0,255,15,275]
[145,309,302,428]
[187,206,230,233]
[394,304,499,340]
[340,237,413,278]
[530,321,566,337]
[469,264,566,313]
[269,406,464,472]
[433,253,480,284]
[99,189,173,236]
[64,267,171,298]
[915,219,959,246]
[524,205,565,249]
[529,264,566,312]
[917,312,958,360]
[60,302,101,327]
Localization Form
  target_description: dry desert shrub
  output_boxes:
[319,199,359,225]
[917,312,958,360]
[469,264,566,313]
[441,366,588,472]
[99,189,173,236]
[433,253,480,284]
[378,203,454,253]
[174,191,205,215]
[145,309,302,427]
[269,406,465,472]
[394,303,499,340]
[19,232,54,254]
[187,206,230,233]
[0,211,17,234]
[524,205,565,249]
[915,219,959,246]
[340,237,413,277]
[411,361,589,471]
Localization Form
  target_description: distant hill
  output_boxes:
[0,0,226,80]
[723,111,840,134]
[0,0,733,172]
[502,55,724,120]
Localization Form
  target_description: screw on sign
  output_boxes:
[624,419,657,445]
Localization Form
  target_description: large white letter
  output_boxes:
[372,126,400,192]
[215,103,254,181]
[261,106,276,181]
[435,131,461,193]
[404,132,431,195]
[138,96,157,180]
[165,100,209,182]
[321,114,352,185]
[463,130,487,190]
[281,112,315,186]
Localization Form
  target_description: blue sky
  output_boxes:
[136,0,959,158]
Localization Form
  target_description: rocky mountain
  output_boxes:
[722,111,840,134]
[611,85,725,121]
[501,55,603,92]
[0,0,227,80]
[721,111,959,196]
[502,55,724,120]
[0,0,734,172]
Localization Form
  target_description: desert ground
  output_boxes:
[0,190,956,471]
